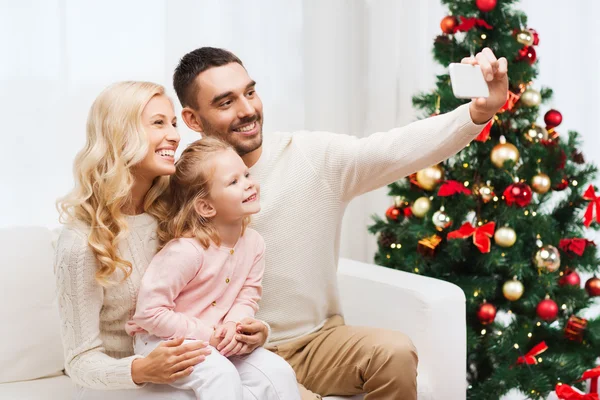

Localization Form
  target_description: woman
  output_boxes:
[55,81,208,399]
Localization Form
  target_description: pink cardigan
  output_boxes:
[126,228,265,342]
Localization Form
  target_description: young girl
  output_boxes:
[125,137,301,400]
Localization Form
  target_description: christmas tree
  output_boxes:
[369,0,600,398]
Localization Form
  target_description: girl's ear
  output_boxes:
[194,198,217,219]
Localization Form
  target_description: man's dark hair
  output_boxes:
[173,47,243,109]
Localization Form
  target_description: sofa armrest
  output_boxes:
[337,258,466,400]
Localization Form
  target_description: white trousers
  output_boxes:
[133,333,301,400]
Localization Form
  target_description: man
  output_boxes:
[174,46,507,399]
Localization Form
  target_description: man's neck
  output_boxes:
[242,146,262,168]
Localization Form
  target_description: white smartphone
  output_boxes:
[448,63,489,99]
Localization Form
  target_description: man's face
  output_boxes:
[191,63,263,156]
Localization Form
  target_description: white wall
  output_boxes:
[1,0,599,265]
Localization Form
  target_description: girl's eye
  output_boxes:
[230,179,238,185]
[172,122,177,128]
[245,172,250,178]
[154,120,164,125]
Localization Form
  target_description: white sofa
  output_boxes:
[0,226,467,400]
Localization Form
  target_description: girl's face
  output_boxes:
[134,94,180,181]
[208,148,260,222]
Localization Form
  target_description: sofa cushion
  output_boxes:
[0,226,64,383]
[0,375,72,400]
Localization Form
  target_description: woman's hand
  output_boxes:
[131,337,210,384]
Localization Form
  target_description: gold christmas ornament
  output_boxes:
[411,197,431,218]
[432,209,452,231]
[534,245,561,272]
[520,88,541,107]
[531,173,551,194]
[516,30,534,46]
[416,165,444,191]
[503,277,525,301]
[491,138,520,168]
[494,226,517,247]
[524,125,548,143]
[394,196,406,207]
[477,184,494,203]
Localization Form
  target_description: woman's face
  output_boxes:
[135,94,180,181]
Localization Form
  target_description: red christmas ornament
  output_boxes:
[554,177,569,191]
[477,302,497,325]
[517,46,537,64]
[544,109,563,129]
[529,28,540,45]
[440,15,458,34]
[536,298,559,321]
[585,277,600,297]
[559,270,581,287]
[476,0,497,12]
[385,206,401,221]
[503,183,533,207]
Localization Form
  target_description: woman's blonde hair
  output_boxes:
[157,137,250,249]
[57,81,170,285]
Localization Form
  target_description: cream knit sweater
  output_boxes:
[54,103,484,388]
[249,103,484,345]
[55,213,158,389]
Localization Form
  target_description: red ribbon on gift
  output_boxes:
[556,383,599,400]
[455,16,493,32]
[583,185,600,227]
[438,180,472,196]
[447,222,495,253]
[516,341,548,365]
[581,366,600,394]
[476,120,493,142]
[559,238,595,256]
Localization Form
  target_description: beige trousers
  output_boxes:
[270,315,418,400]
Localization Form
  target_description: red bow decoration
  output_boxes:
[516,341,548,365]
[500,90,522,113]
[559,238,595,256]
[455,16,493,32]
[555,384,598,400]
[438,180,472,196]
[476,120,493,142]
[447,222,495,253]
[581,366,600,393]
[583,185,600,227]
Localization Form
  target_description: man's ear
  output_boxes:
[182,107,204,133]
[194,198,217,219]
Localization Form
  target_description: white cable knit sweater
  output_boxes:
[54,103,484,388]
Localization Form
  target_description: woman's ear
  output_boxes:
[194,198,217,219]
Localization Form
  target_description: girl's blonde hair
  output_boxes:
[57,81,170,285]
[157,137,250,249]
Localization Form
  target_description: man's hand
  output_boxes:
[234,318,268,355]
[462,47,509,125]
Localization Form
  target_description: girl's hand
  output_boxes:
[215,321,238,356]
[131,337,210,384]
[235,318,268,353]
